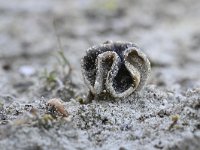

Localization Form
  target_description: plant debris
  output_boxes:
[46,98,69,117]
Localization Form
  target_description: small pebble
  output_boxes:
[47,98,69,117]
[19,65,36,76]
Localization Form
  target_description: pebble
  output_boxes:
[19,65,36,76]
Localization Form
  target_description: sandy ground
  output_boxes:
[0,0,200,150]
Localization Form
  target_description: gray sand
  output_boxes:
[0,0,200,150]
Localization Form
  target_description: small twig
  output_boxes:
[53,19,72,79]
[55,77,65,89]
[168,115,179,131]
[57,50,72,79]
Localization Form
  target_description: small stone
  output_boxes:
[19,65,36,76]
[47,98,69,117]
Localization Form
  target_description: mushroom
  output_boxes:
[81,41,151,99]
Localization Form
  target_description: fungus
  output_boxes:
[81,41,151,99]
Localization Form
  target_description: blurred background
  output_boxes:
[0,0,200,96]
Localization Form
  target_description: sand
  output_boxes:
[0,0,200,150]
